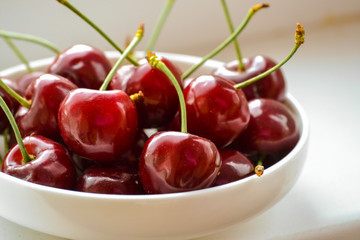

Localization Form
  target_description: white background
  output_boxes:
[1,0,360,239]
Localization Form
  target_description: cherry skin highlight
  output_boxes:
[231,98,300,157]
[15,74,77,142]
[48,44,112,89]
[110,56,183,129]
[213,56,286,101]
[213,149,254,186]
[139,131,221,194]
[1,135,76,190]
[76,165,145,194]
[58,89,138,164]
[183,75,250,149]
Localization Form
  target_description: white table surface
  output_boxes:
[0,11,360,240]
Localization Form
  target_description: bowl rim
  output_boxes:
[0,51,310,201]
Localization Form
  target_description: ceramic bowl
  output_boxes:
[0,52,309,240]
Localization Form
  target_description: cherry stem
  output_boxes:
[181,3,269,80]
[147,52,187,133]
[234,23,305,89]
[0,29,60,55]
[145,0,176,52]
[56,0,139,66]
[99,23,144,91]
[3,128,9,155]
[3,37,34,73]
[0,78,31,109]
[220,0,245,71]
[0,86,34,164]
[255,155,264,177]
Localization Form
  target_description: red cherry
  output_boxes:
[213,56,286,102]
[58,89,138,164]
[16,72,44,96]
[48,44,112,89]
[183,75,250,148]
[110,56,183,128]
[1,135,76,190]
[231,98,300,156]
[15,74,77,142]
[213,149,254,186]
[76,165,145,195]
[0,77,21,133]
[139,131,221,194]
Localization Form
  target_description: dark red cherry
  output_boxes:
[183,75,250,148]
[231,98,299,156]
[15,74,77,142]
[110,56,183,128]
[139,131,221,194]
[76,165,145,194]
[119,129,148,169]
[213,56,286,101]
[0,77,21,133]
[1,135,76,190]
[58,89,138,164]
[48,44,112,89]
[16,72,44,95]
[213,149,254,186]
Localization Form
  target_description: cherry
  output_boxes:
[48,44,112,89]
[213,149,254,186]
[2,135,76,190]
[118,129,148,169]
[230,98,300,157]
[213,56,286,101]
[139,54,221,194]
[76,165,145,194]
[0,77,21,133]
[58,88,138,163]
[13,74,78,142]
[110,56,183,128]
[183,75,250,149]
[16,72,44,95]
[58,24,144,164]
[0,94,76,190]
[139,131,221,194]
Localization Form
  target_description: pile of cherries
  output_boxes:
[0,1,304,195]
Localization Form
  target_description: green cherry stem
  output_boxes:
[234,23,305,90]
[220,0,245,71]
[0,29,60,55]
[56,0,139,66]
[0,78,31,108]
[181,3,269,80]
[147,52,187,133]
[3,37,34,73]
[255,155,265,177]
[145,0,176,52]
[0,88,34,164]
[99,23,144,91]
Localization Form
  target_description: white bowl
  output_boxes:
[0,52,309,240]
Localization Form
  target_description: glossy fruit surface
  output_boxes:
[58,89,138,163]
[48,44,112,89]
[16,72,44,95]
[214,149,254,186]
[110,56,183,128]
[15,73,77,141]
[213,56,286,101]
[1,135,76,190]
[139,131,221,194]
[77,165,145,194]
[183,75,250,148]
[0,77,21,132]
[231,98,299,156]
